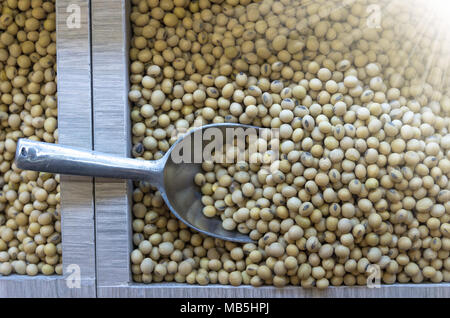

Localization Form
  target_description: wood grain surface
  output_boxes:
[0,276,72,298]
[0,0,95,298]
[57,0,96,298]
[92,0,133,288]
[98,283,450,298]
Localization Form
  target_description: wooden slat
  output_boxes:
[92,0,133,288]
[98,283,450,298]
[0,0,95,298]
[57,0,96,298]
[0,276,69,298]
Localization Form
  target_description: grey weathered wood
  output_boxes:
[0,276,70,298]
[92,0,450,298]
[0,0,95,298]
[92,0,133,288]
[98,283,450,298]
[57,0,96,298]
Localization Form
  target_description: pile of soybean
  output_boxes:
[0,0,60,277]
[129,0,450,288]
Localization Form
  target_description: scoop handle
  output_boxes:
[15,139,164,182]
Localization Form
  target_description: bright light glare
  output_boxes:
[424,0,450,23]
[435,0,450,12]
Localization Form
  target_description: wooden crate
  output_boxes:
[0,0,95,298]
[91,0,450,298]
[2,0,448,298]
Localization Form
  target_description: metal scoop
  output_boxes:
[15,123,258,243]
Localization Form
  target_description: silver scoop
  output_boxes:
[15,123,260,243]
